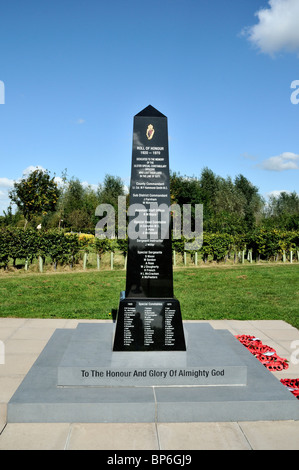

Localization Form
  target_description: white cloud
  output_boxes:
[22,165,47,177]
[0,180,14,215]
[241,152,258,161]
[244,0,299,56]
[54,176,68,188]
[77,118,85,124]
[265,189,291,198]
[0,177,14,189]
[82,181,98,192]
[258,152,299,171]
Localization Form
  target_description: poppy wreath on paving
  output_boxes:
[280,379,299,398]
[235,335,289,370]
[235,335,299,399]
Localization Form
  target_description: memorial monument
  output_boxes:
[7,106,299,424]
[113,105,186,351]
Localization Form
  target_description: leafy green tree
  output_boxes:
[67,209,92,232]
[97,174,125,207]
[97,174,126,236]
[170,172,201,205]
[9,168,60,229]
[198,168,220,228]
[234,174,263,230]
[211,176,246,234]
[63,178,85,216]
[263,191,299,230]
[170,172,202,234]
[59,178,97,232]
[82,184,101,228]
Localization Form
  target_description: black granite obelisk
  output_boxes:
[113,105,186,351]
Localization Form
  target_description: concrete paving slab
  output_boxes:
[24,319,70,329]
[5,339,48,355]
[0,423,71,450]
[67,423,159,450]
[0,404,6,434]
[248,320,296,330]
[0,327,18,341]
[0,319,27,328]
[10,327,56,341]
[224,325,271,341]
[263,328,299,342]
[0,354,37,376]
[0,376,24,403]
[239,420,299,450]
[157,422,251,450]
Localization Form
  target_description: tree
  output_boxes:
[263,191,299,230]
[97,174,126,236]
[81,184,101,230]
[9,168,60,229]
[63,179,100,232]
[170,171,201,206]
[170,171,202,233]
[97,174,125,207]
[67,209,91,232]
[267,191,299,217]
[63,178,85,215]
[234,174,263,230]
[198,167,220,228]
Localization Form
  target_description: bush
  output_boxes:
[0,227,298,270]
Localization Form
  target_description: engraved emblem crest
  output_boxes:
[146,124,155,140]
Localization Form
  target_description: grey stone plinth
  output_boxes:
[57,323,247,386]
[7,323,299,423]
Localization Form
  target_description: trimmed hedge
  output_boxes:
[0,228,298,269]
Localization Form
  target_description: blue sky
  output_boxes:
[0,0,299,215]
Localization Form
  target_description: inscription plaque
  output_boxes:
[113,105,186,351]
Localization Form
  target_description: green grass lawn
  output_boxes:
[0,264,298,329]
